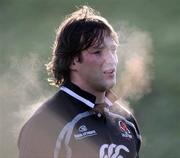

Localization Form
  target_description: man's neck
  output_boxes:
[70,80,106,104]
[94,92,106,104]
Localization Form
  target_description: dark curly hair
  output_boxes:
[46,5,118,87]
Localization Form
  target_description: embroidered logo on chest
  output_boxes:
[74,125,97,140]
[118,121,132,139]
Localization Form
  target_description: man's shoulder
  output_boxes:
[109,100,141,133]
[109,100,142,144]
[18,90,73,152]
[19,89,83,135]
[24,90,73,124]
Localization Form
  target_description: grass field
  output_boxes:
[0,0,180,157]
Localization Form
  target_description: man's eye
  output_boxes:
[93,51,101,54]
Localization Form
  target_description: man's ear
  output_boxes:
[70,56,80,70]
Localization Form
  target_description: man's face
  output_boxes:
[72,35,118,93]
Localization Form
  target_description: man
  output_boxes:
[18,5,141,158]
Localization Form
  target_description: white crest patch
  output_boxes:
[74,125,97,140]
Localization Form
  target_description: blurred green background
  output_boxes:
[0,0,180,157]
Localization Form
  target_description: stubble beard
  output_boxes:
[94,78,116,92]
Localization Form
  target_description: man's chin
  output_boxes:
[105,81,116,90]
[95,80,116,92]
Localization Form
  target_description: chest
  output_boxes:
[70,114,138,158]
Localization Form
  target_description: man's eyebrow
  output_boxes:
[92,44,105,49]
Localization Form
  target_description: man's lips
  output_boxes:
[104,68,116,74]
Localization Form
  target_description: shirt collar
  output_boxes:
[60,81,112,108]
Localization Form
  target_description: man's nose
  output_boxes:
[104,51,118,65]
